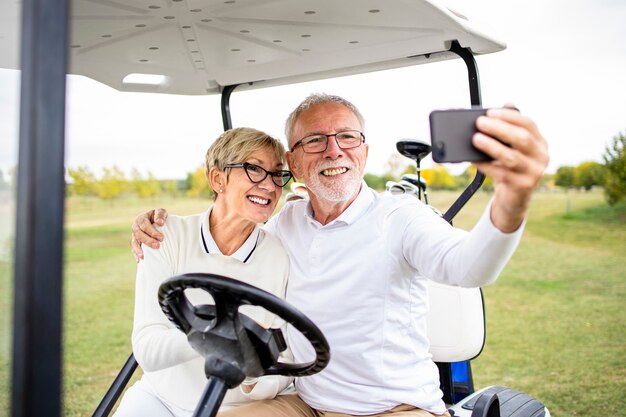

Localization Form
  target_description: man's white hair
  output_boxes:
[284,93,365,147]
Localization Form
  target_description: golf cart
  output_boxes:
[3,0,549,416]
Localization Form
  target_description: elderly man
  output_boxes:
[131,93,549,417]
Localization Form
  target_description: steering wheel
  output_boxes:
[158,273,330,390]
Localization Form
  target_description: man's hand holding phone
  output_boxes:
[429,106,549,233]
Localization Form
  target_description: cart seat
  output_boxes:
[426,281,485,363]
[425,282,549,416]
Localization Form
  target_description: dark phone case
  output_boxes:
[429,109,491,163]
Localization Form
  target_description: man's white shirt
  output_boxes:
[264,183,524,414]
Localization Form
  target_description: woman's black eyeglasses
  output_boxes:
[224,162,293,188]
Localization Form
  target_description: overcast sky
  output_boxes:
[1,0,625,180]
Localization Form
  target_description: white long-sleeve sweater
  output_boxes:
[131,210,292,414]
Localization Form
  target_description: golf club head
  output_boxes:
[398,180,420,196]
[386,181,406,195]
[396,139,432,163]
[401,174,427,190]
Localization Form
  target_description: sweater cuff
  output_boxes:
[239,376,279,400]
[482,197,527,237]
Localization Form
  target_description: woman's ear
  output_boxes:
[208,167,224,194]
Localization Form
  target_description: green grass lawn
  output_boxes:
[1,191,625,416]
[473,195,626,416]
[63,197,211,416]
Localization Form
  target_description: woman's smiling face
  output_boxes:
[218,146,285,224]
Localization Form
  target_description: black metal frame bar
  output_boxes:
[221,84,240,131]
[91,354,138,417]
[12,0,69,416]
[449,40,482,106]
[435,41,487,405]
[442,40,486,224]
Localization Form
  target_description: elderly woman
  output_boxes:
[114,128,294,417]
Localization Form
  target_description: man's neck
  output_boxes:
[309,185,361,225]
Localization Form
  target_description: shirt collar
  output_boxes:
[199,208,261,263]
[304,180,375,227]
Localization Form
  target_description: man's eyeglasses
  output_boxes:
[290,130,365,153]
[224,162,293,188]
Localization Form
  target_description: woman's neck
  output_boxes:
[208,205,256,256]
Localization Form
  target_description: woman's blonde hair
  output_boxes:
[204,127,287,197]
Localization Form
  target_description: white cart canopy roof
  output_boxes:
[0,0,505,95]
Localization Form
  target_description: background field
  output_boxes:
[1,190,624,416]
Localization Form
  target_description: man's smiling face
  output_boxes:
[287,102,368,204]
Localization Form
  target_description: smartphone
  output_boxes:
[429,108,491,163]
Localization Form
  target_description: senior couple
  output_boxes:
[118,93,549,417]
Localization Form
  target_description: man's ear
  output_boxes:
[286,151,302,179]
[208,168,224,193]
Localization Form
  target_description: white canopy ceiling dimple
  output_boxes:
[0,0,505,95]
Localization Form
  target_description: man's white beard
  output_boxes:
[306,162,362,203]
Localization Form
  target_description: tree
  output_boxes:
[6,166,17,191]
[96,165,128,200]
[554,166,575,189]
[131,168,161,199]
[603,131,626,205]
[539,172,555,190]
[421,166,457,190]
[67,166,97,196]
[162,179,179,197]
[383,154,413,179]
[364,172,394,191]
[573,161,605,191]
[186,166,211,198]
[0,169,7,191]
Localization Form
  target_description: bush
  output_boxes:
[603,131,626,204]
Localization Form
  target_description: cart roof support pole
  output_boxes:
[12,0,69,416]
[443,41,486,223]
[221,84,240,131]
[449,40,482,107]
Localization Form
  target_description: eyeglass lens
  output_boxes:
[244,163,291,186]
[300,130,363,153]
